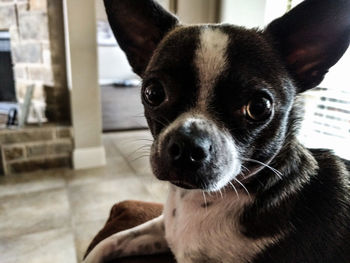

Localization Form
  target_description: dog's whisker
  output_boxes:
[131,155,150,162]
[202,191,208,213]
[222,184,227,196]
[132,139,154,143]
[228,182,240,200]
[132,113,146,118]
[132,150,151,156]
[233,178,251,199]
[118,138,153,148]
[241,164,250,174]
[132,111,145,116]
[242,157,283,180]
[151,116,171,127]
[127,145,152,158]
[218,189,223,199]
[127,149,151,158]
[161,116,171,125]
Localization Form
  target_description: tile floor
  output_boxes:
[0,130,168,263]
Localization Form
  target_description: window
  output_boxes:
[298,49,350,160]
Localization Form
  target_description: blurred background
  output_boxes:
[0,0,349,262]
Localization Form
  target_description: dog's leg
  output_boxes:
[83,215,168,263]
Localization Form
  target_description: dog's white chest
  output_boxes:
[164,186,274,263]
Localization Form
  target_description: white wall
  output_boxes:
[177,0,218,24]
[320,49,350,89]
[264,0,304,25]
[157,0,171,10]
[98,46,136,82]
[220,0,304,28]
[263,0,287,25]
[220,0,267,28]
[95,0,138,82]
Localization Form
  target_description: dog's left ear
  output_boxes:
[104,0,179,76]
[265,0,350,92]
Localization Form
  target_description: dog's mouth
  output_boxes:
[151,147,242,191]
[155,168,208,190]
[169,180,197,189]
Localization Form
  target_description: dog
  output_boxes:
[84,0,350,262]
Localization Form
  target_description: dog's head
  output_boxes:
[105,0,350,191]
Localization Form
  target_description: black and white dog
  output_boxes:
[85,0,350,262]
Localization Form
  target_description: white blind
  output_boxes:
[299,88,350,160]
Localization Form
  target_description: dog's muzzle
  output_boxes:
[151,114,241,191]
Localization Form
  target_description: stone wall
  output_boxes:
[0,125,73,175]
[0,0,70,123]
[0,0,73,175]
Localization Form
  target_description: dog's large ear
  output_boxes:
[104,0,178,75]
[265,0,350,92]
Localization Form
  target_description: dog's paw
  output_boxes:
[83,233,133,263]
[108,230,168,257]
[83,229,168,263]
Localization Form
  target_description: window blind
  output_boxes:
[299,88,350,160]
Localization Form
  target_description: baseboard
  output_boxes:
[73,146,106,169]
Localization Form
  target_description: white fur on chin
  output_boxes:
[164,184,281,263]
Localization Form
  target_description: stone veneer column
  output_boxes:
[63,0,106,169]
[0,0,70,123]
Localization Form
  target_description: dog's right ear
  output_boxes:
[104,0,179,75]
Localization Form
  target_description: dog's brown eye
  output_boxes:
[143,82,165,107]
[244,96,272,121]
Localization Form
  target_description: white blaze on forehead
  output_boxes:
[195,27,229,109]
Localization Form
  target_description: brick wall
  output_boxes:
[0,126,73,175]
[0,0,70,123]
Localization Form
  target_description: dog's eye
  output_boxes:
[143,82,166,107]
[244,96,272,121]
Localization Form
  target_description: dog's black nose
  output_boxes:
[166,130,212,167]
